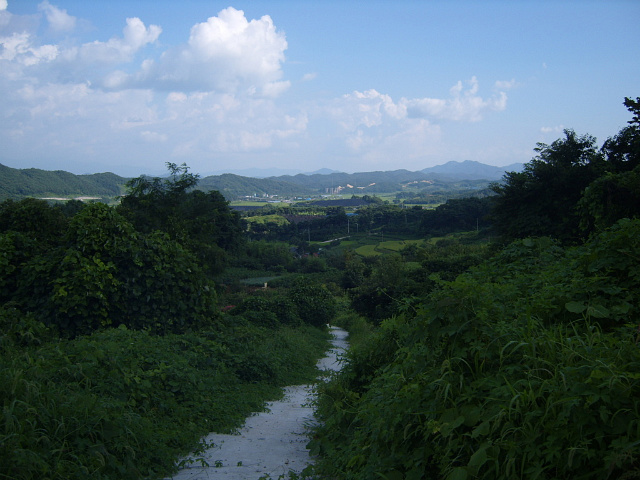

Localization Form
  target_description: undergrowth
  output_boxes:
[0,314,330,480]
[310,219,640,479]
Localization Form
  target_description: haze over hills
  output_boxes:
[203,161,523,180]
[421,160,524,181]
[0,161,523,202]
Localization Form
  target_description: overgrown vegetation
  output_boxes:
[309,97,640,479]
[0,164,333,479]
[2,97,639,479]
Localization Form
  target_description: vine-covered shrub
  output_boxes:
[311,219,640,480]
[287,278,337,327]
[230,291,300,328]
[2,202,218,337]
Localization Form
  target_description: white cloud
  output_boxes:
[331,89,406,131]
[302,72,317,82]
[0,0,7,11]
[138,7,288,95]
[262,80,291,98]
[0,31,58,65]
[323,89,442,168]
[406,77,507,122]
[541,125,564,134]
[76,17,161,64]
[38,1,76,33]
[494,78,517,90]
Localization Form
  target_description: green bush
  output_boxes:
[3,203,219,337]
[287,278,337,328]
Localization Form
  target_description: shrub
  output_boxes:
[287,278,337,328]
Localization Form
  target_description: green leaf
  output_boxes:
[468,446,488,469]
[446,467,468,480]
[586,304,610,319]
[565,301,586,313]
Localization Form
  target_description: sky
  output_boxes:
[1,0,638,177]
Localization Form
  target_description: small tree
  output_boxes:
[287,278,337,328]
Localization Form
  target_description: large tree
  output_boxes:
[490,130,604,242]
[118,163,244,274]
[492,98,640,242]
[578,97,640,232]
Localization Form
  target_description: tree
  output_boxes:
[287,278,337,328]
[118,163,244,274]
[419,197,493,235]
[118,162,199,236]
[577,98,640,232]
[3,202,218,337]
[0,198,68,248]
[624,96,640,126]
[490,130,604,242]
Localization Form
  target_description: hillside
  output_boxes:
[197,173,316,199]
[0,164,127,201]
[0,161,521,202]
[421,160,523,181]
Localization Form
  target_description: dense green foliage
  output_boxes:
[311,219,640,479]
[1,200,218,337]
[0,310,329,479]
[491,98,640,243]
[118,163,245,274]
[309,98,640,480]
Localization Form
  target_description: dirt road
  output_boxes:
[167,327,349,480]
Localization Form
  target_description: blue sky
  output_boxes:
[1,0,638,177]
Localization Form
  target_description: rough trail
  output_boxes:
[167,327,349,480]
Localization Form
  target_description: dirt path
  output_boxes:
[167,327,349,480]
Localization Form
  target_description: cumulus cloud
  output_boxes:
[0,31,58,65]
[38,1,76,33]
[138,7,288,95]
[0,0,7,11]
[406,76,507,122]
[76,17,161,64]
[324,88,441,167]
[331,78,507,133]
[331,89,406,131]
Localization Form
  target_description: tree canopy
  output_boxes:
[491,98,640,242]
[118,163,244,274]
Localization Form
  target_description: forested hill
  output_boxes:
[196,173,316,198]
[0,160,522,201]
[0,163,127,201]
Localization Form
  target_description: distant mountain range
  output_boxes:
[0,161,524,202]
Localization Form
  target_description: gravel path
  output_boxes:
[166,327,349,480]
